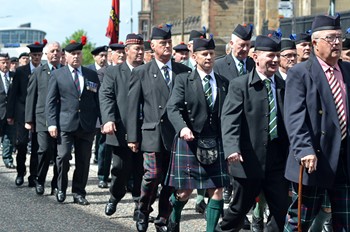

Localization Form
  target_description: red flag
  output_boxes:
[106,0,120,44]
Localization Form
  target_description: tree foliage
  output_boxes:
[62,29,96,65]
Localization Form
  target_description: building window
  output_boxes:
[141,20,148,40]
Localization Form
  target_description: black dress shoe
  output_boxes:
[73,195,90,205]
[223,186,233,204]
[28,176,36,187]
[56,190,66,203]
[167,219,180,232]
[105,201,117,216]
[34,181,44,195]
[243,215,251,230]
[251,216,264,232]
[136,212,149,232]
[15,175,24,186]
[98,180,108,188]
[154,218,167,232]
[51,188,58,196]
[5,163,15,169]
[322,218,333,232]
[195,199,207,214]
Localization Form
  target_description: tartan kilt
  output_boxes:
[164,135,229,190]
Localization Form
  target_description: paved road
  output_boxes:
[0,153,214,232]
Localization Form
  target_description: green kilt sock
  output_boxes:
[196,189,206,204]
[170,193,188,223]
[206,199,223,232]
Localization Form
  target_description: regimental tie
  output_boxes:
[327,67,347,140]
[3,73,10,92]
[203,75,214,110]
[162,65,171,88]
[73,68,81,94]
[264,78,278,140]
[238,60,245,76]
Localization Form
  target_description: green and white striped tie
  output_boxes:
[203,75,213,110]
[264,78,278,140]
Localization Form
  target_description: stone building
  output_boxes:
[138,0,350,55]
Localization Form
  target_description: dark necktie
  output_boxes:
[203,75,213,110]
[238,60,245,76]
[327,67,347,139]
[4,73,10,92]
[162,65,171,88]
[51,66,56,71]
[73,68,81,94]
[264,78,278,140]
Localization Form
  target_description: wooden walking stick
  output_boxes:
[297,165,304,232]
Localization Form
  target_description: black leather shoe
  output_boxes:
[56,190,66,203]
[322,218,333,232]
[133,202,139,221]
[223,185,233,204]
[251,216,264,232]
[167,219,180,232]
[15,175,24,186]
[136,212,149,232]
[34,180,44,195]
[154,218,167,232]
[51,188,58,196]
[73,195,90,205]
[105,200,117,216]
[243,215,251,230]
[98,180,108,188]
[195,199,207,214]
[28,176,36,187]
[5,163,15,169]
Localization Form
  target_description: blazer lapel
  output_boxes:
[64,66,80,96]
[275,72,285,117]
[189,70,206,108]
[150,60,170,100]
[225,55,239,76]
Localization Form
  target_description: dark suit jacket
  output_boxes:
[46,66,100,132]
[99,63,132,147]
[0,71,14,120]
[25,64,63,132]
[221,69,289,179]
[86,63,97,72]
[127,59,191,152]
[7,63,32,123]
[284,53,350,188]
[167,70,228,135]
[214,54,255,82]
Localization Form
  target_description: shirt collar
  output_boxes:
[126,60,134,71]
[256,70,275,83]
[231,54,246,64]
[197,68,214,81]
[68,64,82,74]
[155,58,172,71]
[316,56,340,72]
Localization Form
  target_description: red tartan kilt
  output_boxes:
[164,135,229,190]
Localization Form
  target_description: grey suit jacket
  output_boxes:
[127,59,191,152]
[0,71,14,120]
[46,66,100,132]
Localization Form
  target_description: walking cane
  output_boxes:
[297,165,304,232]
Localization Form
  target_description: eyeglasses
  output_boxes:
[316,35,344,43]
[280,53,297,59]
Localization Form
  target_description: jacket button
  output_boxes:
[187,110,191,113]
[190,118,194,122]
[321,131,326,135]
[78,109,81,112]
[319,110,323,115]
[316,149,321,153]
[79,98,81,101]
[160,119,163,123]
[159,105,162,109]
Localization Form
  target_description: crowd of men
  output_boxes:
[1,13,350,232]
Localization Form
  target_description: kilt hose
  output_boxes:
[138,150,174,220]
[284,157,350,232]
[164,135,229,190]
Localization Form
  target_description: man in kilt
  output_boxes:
[165,37,229,232]
[127,25,191,232]
[216,35,290,231]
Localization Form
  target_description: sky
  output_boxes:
[1,0,141,46]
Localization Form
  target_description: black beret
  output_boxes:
[144,40,152,51]
[0,53,9,59]
[10,57,18,62]
[27,42,45,53]
[19,52,29,59]
[151,25,171,40]
[233,24,253,41]
[65,36,87,52]
[109,42,125,50]
[291,33,311,44]
[343,31,350,50]
[125,33,144,45]
[254,35,281,52]
[280,39,296,52]
[189,30,206,41]
[312,14,341,33]
[91,45,108,55]
[193,38,215,52]
[173,42,189,52]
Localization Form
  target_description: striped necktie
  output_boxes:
[73,68,81,94]
[162,65,171,88]
[327,67,347,139]
[264,78,278,140]
[238,60,245,76]
[203,75,214,110]
[3,73,10,92]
